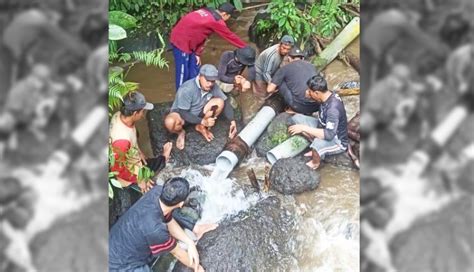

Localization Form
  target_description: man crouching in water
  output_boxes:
[288,74,349,169]
[109,177,216,272]
[165,64,238,150]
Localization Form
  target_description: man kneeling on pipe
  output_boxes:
[288,74,349,169]
[165,64,238,150]
[109,177,217,272]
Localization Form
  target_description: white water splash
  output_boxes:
[176,168,261,224]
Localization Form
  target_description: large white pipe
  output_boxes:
[238,106,277,146]
[213,105,278,179]
[266,135,310,165]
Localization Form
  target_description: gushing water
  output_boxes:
[174,168,261,224]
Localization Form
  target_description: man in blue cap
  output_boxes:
[165,64,238,150]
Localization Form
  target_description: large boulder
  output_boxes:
[147,102,241,166]
[390,196,473,271]
[254,113,292,157]
[269,156,321,195]
[173,196,298,272]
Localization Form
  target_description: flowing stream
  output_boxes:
[128,6,360,271]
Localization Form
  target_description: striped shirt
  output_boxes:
[109,186,176,270]
[255,44,284,83]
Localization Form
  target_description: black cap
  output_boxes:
[218,3,236,16]
[289,47,305,58]
[235,46,256,66]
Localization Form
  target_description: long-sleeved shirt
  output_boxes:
[318,92,349,148]
[217,51,256,83]
[170,8,246,56]
[254,44,283,83]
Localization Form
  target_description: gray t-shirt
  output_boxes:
[171,76,227,116]
[255,44,283,83]
[271,60,318,105]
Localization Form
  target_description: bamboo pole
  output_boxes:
[335,88,360,96]
[313,17,360,71]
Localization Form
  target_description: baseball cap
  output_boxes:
[200,64,219,81]
[123,91,154,111]
[289,47,305,58]
[280,35,295,46]
[235,46,256,66]
[218,3,237,18]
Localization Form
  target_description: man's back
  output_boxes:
[272,60,318,104]
[170,8,245,54]
[109,185,174,270]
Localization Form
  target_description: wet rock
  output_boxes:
[390,196,473,271]
[323,152,358,169]
[31,199,108,271]
[173,196,298,272]
[254,113,292,157]
[270,156,321,195]
[109,186,142,227]
[148,102,241,166]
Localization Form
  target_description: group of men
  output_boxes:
[109,2,351,271]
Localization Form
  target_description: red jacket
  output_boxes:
[170,8,246,55]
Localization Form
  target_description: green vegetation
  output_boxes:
[109,0,243,34]
[256,0,359,46]
[291,135,309,150]
[267,124,290,147]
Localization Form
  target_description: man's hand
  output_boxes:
[196,55,201,66]
[197,265,205,272]
[228,120,237,139]
[201,117,216,128]
[187,243,200,271]
[234,75,244,84]
[288,124,307,135]
[138,179,154,193]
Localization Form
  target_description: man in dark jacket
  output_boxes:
[170,2,246,91]
[217,45,256,94]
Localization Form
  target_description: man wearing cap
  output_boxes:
[217,45,256,94]
[267,47,320,115]
[253,35,294,97]
[110,177,214,272]
[288,74,349,170]
[170,2,247,91]
[165,64,237,150]
[110,91,172,193]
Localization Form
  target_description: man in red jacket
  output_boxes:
[170,2,246,91]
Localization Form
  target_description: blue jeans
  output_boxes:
[172,45,199,91]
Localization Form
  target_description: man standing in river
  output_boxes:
[170,2,246,91]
